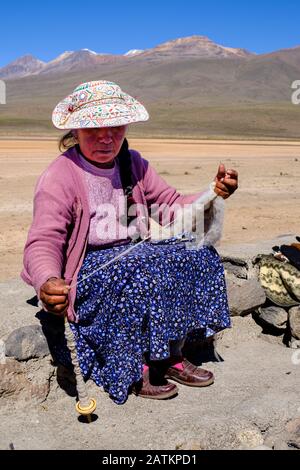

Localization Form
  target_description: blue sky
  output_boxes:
[0,0,299,67]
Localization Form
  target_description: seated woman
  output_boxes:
[21,80,238,404]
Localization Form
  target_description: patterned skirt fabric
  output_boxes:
[65,239,230,404]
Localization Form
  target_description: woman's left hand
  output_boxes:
[214,163,238,199]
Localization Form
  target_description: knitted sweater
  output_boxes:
[21,145,203,321]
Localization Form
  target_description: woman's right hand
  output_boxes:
[39,277,70,316]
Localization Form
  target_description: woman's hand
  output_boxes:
[39,277,70,316]
[214,163,238,199]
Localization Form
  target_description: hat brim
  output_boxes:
[52,93,149,130]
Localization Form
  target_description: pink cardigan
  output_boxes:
[21,146,202,321]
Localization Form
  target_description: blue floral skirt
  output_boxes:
[60,239,230,404]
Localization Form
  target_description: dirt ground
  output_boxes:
[0,278,299,450]
[1,138,300,282]
[1,138,300,450]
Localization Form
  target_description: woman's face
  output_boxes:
[75,125,128,166]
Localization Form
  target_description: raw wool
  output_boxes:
[170,182,225,248]
[203,196,225,247]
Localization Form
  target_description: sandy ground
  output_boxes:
[1,138,300,282]
[1,139,300,450]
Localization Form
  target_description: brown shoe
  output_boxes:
[165,357,214,387]
[132,368,178,400]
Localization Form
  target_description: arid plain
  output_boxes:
[1,138,300,282]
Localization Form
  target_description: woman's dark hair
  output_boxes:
[58,132,137,232]
[116,138,138,231]
[117,138,134,201]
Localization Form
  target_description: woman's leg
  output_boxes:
[73,242,228,403]
[132,364,178,400]
[148,338,215,387]
[140,243,229,389]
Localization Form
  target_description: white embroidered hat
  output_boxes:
[52,80,149,129]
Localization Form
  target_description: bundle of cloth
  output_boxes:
[272,237,300,270]
[256,237,300,307]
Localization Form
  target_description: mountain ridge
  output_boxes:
[1,36,299,139]
[0,35,256,80]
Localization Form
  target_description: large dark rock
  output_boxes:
[5,325,50,361]
[226,278,266,316]
[258,306,288,330]
[289,307,300,340]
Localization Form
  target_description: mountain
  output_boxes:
[0,54,45,79]
[1,36,300,139]
[0,36,253,79]
[136,36,253,60]
[261,45,300,69]
[39,49,124,75]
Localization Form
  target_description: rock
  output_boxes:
[258,306,288,330]
[259,332,285,346]
[0,357,54,405]
[289,307,300,340]
[226,278,266,316]
[5,325,50,361]
[222,258,248,279]
[223,263,248,279]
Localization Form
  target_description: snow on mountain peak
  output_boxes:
[124,49,144,56]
